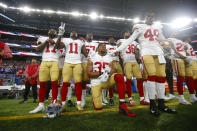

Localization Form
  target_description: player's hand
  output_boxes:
[58,22,65,36]
[184,45,188,51]
[180,55,186,59]
[46,39,55,45]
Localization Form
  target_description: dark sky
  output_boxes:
[2,0,197,22]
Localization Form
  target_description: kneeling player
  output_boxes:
[87,43,136,117]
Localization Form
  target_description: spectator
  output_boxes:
[19,58,39,103]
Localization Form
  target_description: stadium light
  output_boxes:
[0,3,7,8]
[20,6,32,13]
[193,18,197,22]
[71,11,80,17]
[127,18,133,21]
[155,21,161,25]
[43,9,55,14]
[133,18,140,23]
[170,17,192,29]
[89,12,98,19]
[99,14,104,19]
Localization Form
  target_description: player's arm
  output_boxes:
[134,46,141,64]
[184,44,190,56]
[36,39,49,52]
[87,59,100,78]
[81,45,88,57]
[55,36,65,49]
[115,29,140,52]
[169,41,186,59]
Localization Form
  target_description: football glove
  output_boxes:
[98,66,111,83]
[58,22,65,36]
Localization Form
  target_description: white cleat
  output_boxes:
[179,97,192,105]
[168,94,176,99]
[81,90,86,108]
[81,100,86,108]
[29,104,45,114]
[190,95,197,103]
[102,102,107,106]
[164,96,170,100]
[103,99,108,104]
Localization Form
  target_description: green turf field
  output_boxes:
[0,91,197,131]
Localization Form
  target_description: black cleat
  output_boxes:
[19,100,27,104]
[158,99,177,114]
[67,100,75,107]
[150,108,160,116]
[109,98,114,106]
[150,99,160,116]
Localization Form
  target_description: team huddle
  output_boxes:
[29,13,197,117]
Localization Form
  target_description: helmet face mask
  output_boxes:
[44,103,62,118]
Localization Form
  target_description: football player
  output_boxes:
[81,33,98,107]
[168,35,197,103]
[168,34,197,104]
[56,24,88,111]
[184,37,197,95]
[110,12,177,116]
[118,31,149,106]
[106,37,123,106]
[87,43,136,117]
[29,29,60,113]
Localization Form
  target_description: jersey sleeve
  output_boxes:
[116,29,140,52]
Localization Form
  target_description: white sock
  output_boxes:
[102,89,107,100]
[67,86,72,100]
[62,101,66,105]
[140,97,144,101]
[129,97,133,100]
[146,81,156,99]
[57,87,61,100]
[156,82,165,99]
[143,81,149,101]
[120,99,125,102]
[77,101,81,105]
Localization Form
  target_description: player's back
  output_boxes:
[168,38,186,59]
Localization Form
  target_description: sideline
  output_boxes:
[0,102,179,120]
